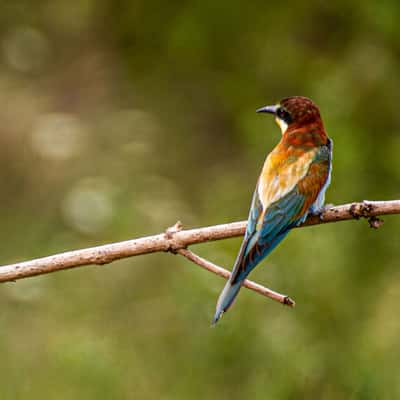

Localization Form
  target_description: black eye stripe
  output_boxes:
[276,107,292,123]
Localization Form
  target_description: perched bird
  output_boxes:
[213,96,332,325]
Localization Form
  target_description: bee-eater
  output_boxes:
[213,96,332,325]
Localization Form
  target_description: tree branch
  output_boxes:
[0,200,398,300]
[177,248,295,306]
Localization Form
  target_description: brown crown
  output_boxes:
[280,96,321,125]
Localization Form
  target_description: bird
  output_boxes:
[212,96,332,325]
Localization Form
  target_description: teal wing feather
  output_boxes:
[230,184,306,285]
[213,180,308,323]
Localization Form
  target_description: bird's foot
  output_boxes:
[310,204,334,221]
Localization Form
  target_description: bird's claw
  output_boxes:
[310,204,334,221]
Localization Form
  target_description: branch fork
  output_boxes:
[164,221,295,307]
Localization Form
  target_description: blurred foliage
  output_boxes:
[1,0,400,399]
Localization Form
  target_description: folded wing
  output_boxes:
[230,146,331,284]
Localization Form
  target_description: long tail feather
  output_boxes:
[212,274,247,325]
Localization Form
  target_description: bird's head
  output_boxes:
[257,96,323,135]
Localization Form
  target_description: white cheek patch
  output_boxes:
[275,117,288,134]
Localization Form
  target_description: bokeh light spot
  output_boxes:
[62,177,115,234]
[2,26,49,72]
[31,113,86,160]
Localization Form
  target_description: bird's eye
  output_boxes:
[276,107,292,123]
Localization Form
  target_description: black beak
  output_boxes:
[256,105,278,114]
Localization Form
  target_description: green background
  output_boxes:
[1,1,400,398]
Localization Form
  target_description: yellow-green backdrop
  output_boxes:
[1,1,400,399]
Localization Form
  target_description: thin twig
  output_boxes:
[177,248,295,306]
[0,200,399,284]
